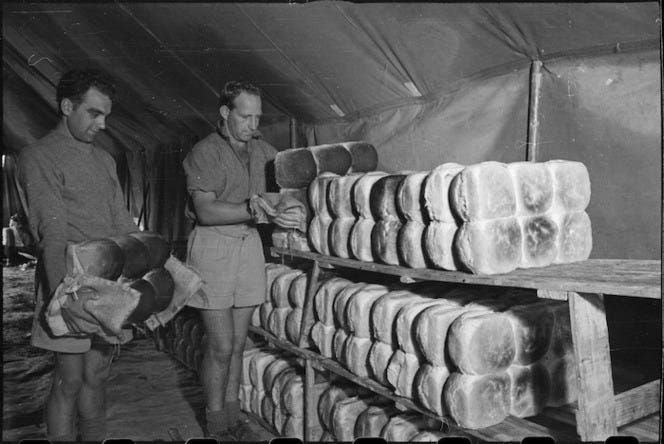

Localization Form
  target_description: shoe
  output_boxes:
[206,428,237,442]
[227,419,265,442]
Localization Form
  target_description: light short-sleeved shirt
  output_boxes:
[182,128,278,309]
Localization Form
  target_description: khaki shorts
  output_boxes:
[186,225,267,310]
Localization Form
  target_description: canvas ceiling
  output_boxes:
[2,2,662,260]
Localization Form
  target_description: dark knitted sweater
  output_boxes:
[17,124,137,298]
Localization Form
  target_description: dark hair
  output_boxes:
[218,81,261,110]
[56,68,116,113]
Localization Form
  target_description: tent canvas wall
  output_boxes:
[2,2,660,262]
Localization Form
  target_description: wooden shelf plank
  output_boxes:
[615,379,661,427]
[271,248,661,299]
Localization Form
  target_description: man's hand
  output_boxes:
[249,194,307,232]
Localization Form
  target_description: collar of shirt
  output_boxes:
[53,122,94,154]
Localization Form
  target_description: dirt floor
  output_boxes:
[2,265,275,442]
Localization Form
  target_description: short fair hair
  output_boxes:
[56,68,116,114]
[218,81,261,110]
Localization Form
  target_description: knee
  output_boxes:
[206,337,234,360]
[83,364,111,389]
[54,373,84,398]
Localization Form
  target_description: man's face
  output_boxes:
[63,87,112,143]
[222,92,262,144]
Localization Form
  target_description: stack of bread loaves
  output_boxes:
[252,263,315,347]
[448,160,592,274]
[306,159,591,276]
[239,347,328,439]
[275,141,379,253]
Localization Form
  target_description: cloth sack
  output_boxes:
[46,273,139,344]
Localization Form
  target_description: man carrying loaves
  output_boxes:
[182,80,303,440]
[17,68,138,441]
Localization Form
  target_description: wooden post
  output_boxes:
[526,60,543,161]
[568,292,618,440]
[290,117,298,149]
[298,260,321,348]
[303,358,315,441]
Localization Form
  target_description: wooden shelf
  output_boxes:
[268,247,662,442]
[271,247,661,299]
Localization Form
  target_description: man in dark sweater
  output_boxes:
[17,68,138,441]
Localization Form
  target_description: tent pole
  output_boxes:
[526,60,543,161]
[290,117,298,148]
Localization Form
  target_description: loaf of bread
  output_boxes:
[241,347,263,386]
[318,384,371,432]
[248,349,282,391]
[386,348,422,398]
[542,353,578,407]
[447,311,516,375]
[396,171,430,222]
[398,220,428,268]
[239,383,252,413]
[415,305,467,368]
[331,396,372,441]
[333,282,367,329]
[280,373,305,416]
[507,362,550,418]
[443,371,511,429]
[371,290,422,344]
[395,299,450,356]
[424,162,465,223]
[328,173,364,218]
[343,141,379,173]
[517,214,559,269]
[547,160,591,213]
[310,143,354,176]
[308,172,339,218]
[349,217,376,262]
[507,162,554,216]
[314,277,353,326]
[368,340,395,385]
[372,218,403,265]
[108,234,151,279]
[355,403,400,438]
[455,217,522,275]
[308,214,333,256]
[370,174,408,220]
[259,301,273,330]
[450,161,516,221]
[423,221,460,271]
[288,272,309,308]
[344,334,373,378]
[275,147,318,189]
[552,211,592,264]
[353,172,388,218]
[332,328,350,365]
[250,387,266,419]
[285,307,303,344]
[414,363,450,416]
[271,269,304,308]
[381,412,441,442]
[267,307,291,340]
[344,284,389,338]
[263,357,298,397]
[261,395,275,427]
[310,321,336,357]
[505,301,555,365]
[329,216,356,258]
